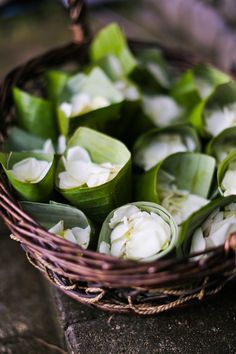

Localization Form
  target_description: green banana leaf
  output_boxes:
[206,127,236,164]
[0,152,55,202]
[131,48,172,90]
[179,195,236,255]
[97,201,178,262]
[90,23,137,76]
[45,70,70,105]
[133,124,201,171]
[13,87,57,141]
[57,67,124,136]
[94,55,124,81]
[3,127,45,152]
[21,201,95,248]
[172,64,230,111]
[135,152,216,220]
[217,149,236,196]
[189,81,236,136]
[56,127,132,222]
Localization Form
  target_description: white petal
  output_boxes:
[110,236,127,258]
[66,146,91,162]
[143,95,182,127]
[71,93,91,116]
[99,241,111,255]
[126,230,162,260]
[57,135,67,154]
[87,164,111,187]
[63,160,92,183]
[42,139,55,154]
[195,78,213,99]
[110,223,130,242]
[190,228,206,256]
[207,222,232,247]
[109,205,140,228]
[90,96,109,110]
[222,169,236,196]
[49,220,64,235]
[63,229,76,243]
[11,158,51,183]
[134,134,187,171]
[71,225,91,248]
[205,106,236,137]
[60,102,72,117]
[173,194,209,225]
[58,171,84,189]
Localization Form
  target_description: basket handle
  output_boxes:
[67,0,91,43]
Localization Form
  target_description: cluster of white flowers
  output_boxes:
[143,95,183,127]
[99,204,171,261]
[60,93,110,118]
[59,146,122,189]
[190,203,236,259]
[49,220,91,249]
[134,134,195,171]
[10,158,52,184]
[221,161,236,196]
[205,102,236,137]
[160,179,209,225]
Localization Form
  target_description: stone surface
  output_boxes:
[53,283,236,354]
[0,234,66,354]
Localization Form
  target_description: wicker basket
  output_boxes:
[0,0,235,315]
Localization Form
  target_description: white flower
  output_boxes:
[115,80,140,101]
[99,205,171,261]
[222,162,236,196]
[205,103,236,137]
[143,95,183,127]
[57,135,67,155]
[10,157,52,183]
[160,183,209,225]
[190,203,236,259]
[34,136,66,155]
[60,94,110,118]
[58,146,122,189]
[42,139,55,154]
[60,102,72,117]
[134,134,190,171]
[195,78,213,99]
[49,220,90,249]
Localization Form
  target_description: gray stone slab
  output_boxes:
[53,283,236,354]
[0,234,66,354]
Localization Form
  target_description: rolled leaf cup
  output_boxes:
[56,127,132,222]
[206,127,236,164]
[90,23,137,76]
[0,152,55,202]
[179,195,236,256]
[13,87,57,141]
[217,150,236,196]
[21,201,94,249]
[133,124,200,171]
[171,64,230,111]
[57,67,124,136]
[189,81,236,136]
[135,152,216,225]
[131,48,172,90]
[98,202,178,262]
